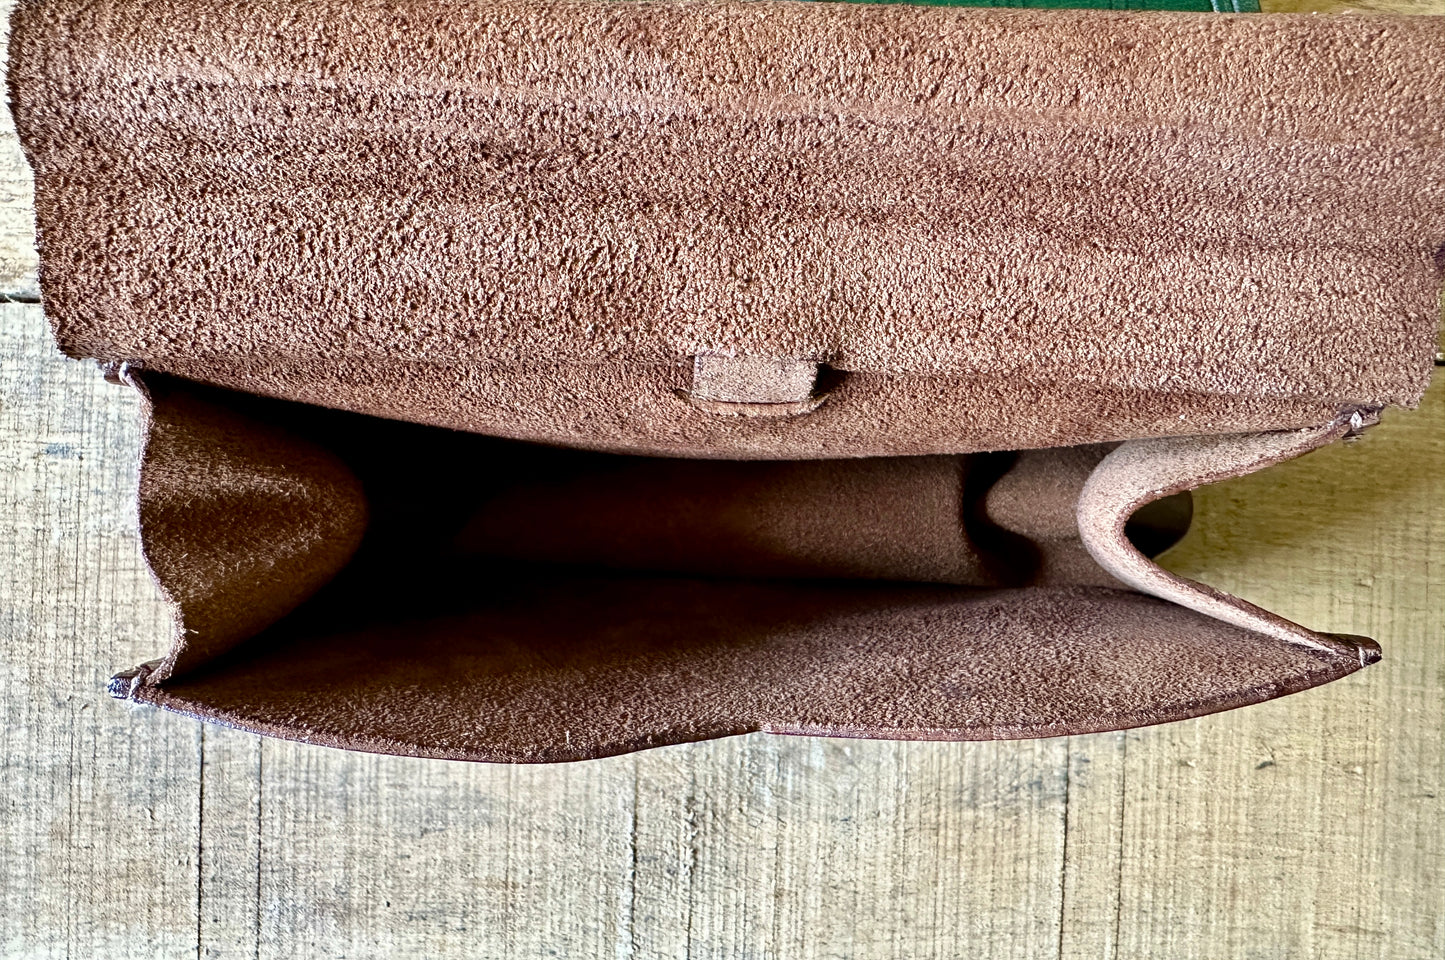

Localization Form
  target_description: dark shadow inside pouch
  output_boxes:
[116,374,1378,762]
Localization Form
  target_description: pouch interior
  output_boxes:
[112,374,1378,762]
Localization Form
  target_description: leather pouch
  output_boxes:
[9,0,1443,761]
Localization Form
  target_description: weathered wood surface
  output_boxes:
[2,2,1442,957]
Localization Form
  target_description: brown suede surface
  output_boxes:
[100,356,1374,459]
[455,444,1133,587]
[138,578,1368,763]
[10,1,1445,457]
[1079,415,1373,658]
[458,454,997,584]
[11,1,1440,759]
[135,378,370,682]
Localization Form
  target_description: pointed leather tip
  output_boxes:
[1335,634,1383,667]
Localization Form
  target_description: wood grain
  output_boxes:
[2,1,1442,957]
[0,3,36,301]
[1,304,198,958]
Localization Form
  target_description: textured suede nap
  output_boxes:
[8,0,1441,759]
[10,0,1445,457]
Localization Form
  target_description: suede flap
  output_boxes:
[10,0,1445,456]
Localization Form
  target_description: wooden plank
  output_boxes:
[0,7,38,301]
[196,725,263,960]
[633,736,1069,958]
[234,741,640,958]
[0,303,199,958]
[1057,732,1130,958]
[0,139,36,300]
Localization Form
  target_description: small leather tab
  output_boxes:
[685,354,825,417]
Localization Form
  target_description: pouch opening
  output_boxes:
[120,375,1375,761]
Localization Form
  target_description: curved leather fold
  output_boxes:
[133,375,370,682]
[1078,413,1380,665]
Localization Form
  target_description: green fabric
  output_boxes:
[826,0,1261,12]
